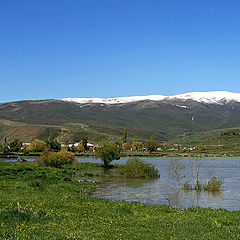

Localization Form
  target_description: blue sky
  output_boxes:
[1,0,240,102]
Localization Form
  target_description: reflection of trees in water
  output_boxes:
[195,191,200,208]
[91,157,232,209]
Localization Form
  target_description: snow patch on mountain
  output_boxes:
[61,91,240,105]
[62,95,166,104]
[167,91,240,104]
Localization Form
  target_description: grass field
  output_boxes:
[0,160,240,239]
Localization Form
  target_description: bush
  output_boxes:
[183,181,192,191]
[118,157,159,179]
[183,176,223,192]
[203,176,223,192]
[37,149,75,168]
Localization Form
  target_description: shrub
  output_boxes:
[203,176,223,192]
[118,157,159,179]
[183,177,223,192]
[37,149,75,168]
[194,183,203,191]
[183,181,192,191]
[57,150,75,165]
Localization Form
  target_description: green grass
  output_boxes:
[0,160,240,239]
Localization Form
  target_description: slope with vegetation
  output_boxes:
[1,96,240,145]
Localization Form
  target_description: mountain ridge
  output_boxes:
[61,91,240,105]
[1,91,240,143]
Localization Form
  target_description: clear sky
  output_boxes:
[1,0,240,103]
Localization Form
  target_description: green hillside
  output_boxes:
[170,127,240,147]
[1,98,240,143]
[0,118,155,144]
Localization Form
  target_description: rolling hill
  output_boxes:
[1,91,240,143]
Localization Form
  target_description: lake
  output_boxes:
[77,157,240,211]
[4,156,240,210]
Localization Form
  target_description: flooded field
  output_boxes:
[77,157,240,210]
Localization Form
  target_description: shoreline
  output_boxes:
[1,152,240,159]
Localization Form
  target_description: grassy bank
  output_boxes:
[0,161,240,239]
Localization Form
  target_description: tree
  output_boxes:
[0,143,10,154]
[9,138,22,152]
[82,136,88,151]
[122,128,127,143]
[168,158,186,189]
[45,139,61,152]
[145,139,158,153]
[76,143,85,152]
[122,142,132,151]
[95,142,120,167]
[132,141,143,152]
[114,140,122,149]
[29,139,47,152]
[193,157,201,191]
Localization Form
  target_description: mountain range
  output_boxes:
[1,91,240,143]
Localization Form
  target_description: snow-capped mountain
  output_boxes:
[61,91,240,105]
[2,91,240,142]
[61,95,165,105]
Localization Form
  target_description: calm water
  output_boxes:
[77,157,240,210]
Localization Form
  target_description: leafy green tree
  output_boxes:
[9,138,22,152]
[22,144,30,154]
[76,143,85,152]
[30,139,47,152]
[82,136,88,151]
[45,139,61,151]
[70,145,76,152]
[95,142,120,167]
[145,139,158,153]
[2,143,10,154]
[114,140,122,150]
[122,128,127,143]
[0,143,8,153]
[132,141,143,151]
